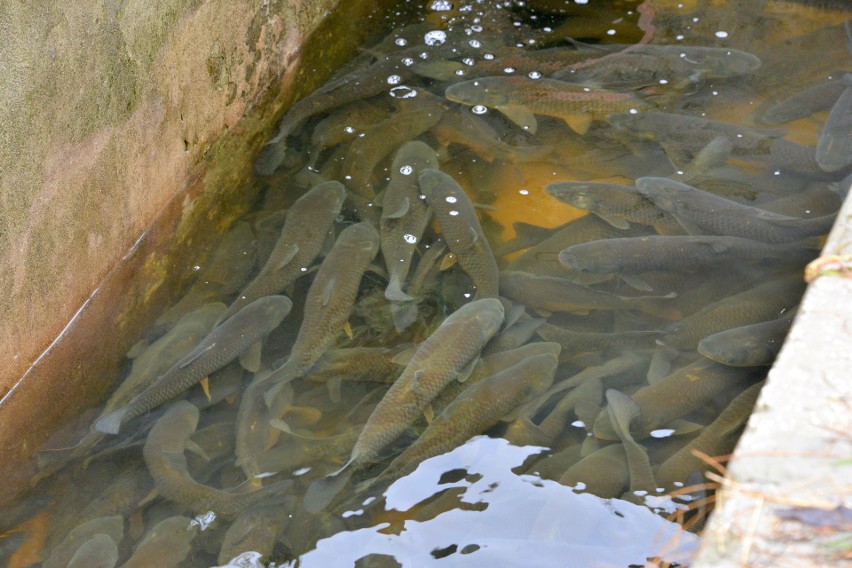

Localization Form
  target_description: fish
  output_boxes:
[500,270,678,319]
[554,44,761,86]
[763,79,846,124]
[373,351,558,485]
[42,516,124,568]
[143,401,294,517]
[558,443,629,498]
[341,91,447,198]
[536,374,605,442]
[152,222,257,334]
[697,312,796,367]
[309,99,390,163]
[816,74,852,172]
[545,181,685,234]
[341,298,504,470]
[592,359,760,441]
[220,181,346,322]
[655,382,763,488]
[445,75,649,134]
[95,295,292,434]
[235,369,294,481]
[419,168,500,298]
[506,215,655,278]
[66,534,118,568]
[635,177,836,243]
[119,516,198,568]
[306,346,405,385]
[536,322,663,360]
[38,303,225,470]
[605,389,656,495]
[380,141,439,301]
[482,313,546,354]
[659,278,804,351]
[557,235,816,275]
[263,222,380,394]
[217,504,291,566]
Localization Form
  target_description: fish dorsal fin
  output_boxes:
[391,345,417,366]
[273,243,300,271]
[605,389,639,442]
[562,113,594,135]
[663,419,704,436]
[199,377,212,402]
[239,341,263,373]
[179,342,216,369]
[497,105,539,134]
[269,418,323,440]
[322,277,335,307]
[597,212,631,230]
[456,356,480,384]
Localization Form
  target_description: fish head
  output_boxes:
[555,189,599,212]
[634,177,687,212]
[315,180,348,211]
[701,49,762,78]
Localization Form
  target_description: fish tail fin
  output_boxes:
[605,389,640,443]
[95,408,128,435]
[384,272,414,302]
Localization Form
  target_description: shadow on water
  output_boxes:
[3,0,852,566]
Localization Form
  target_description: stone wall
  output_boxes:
[0,0,393,507]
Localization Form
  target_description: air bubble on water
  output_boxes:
[431,0,453,10]
[659,79,669,85]
[449,210,460,216]
[462,58,475,67]
[445,195,458,203]
[362,496,376,506]
[300,267,308,272]
[193,265,201,271]
[543,26,552,32]
[774,170,781,175]
[387,74,402,85]
[344,126,355,134]
[402,57,414,67]
[483,53,495,60]
[463,293,472,298]
[390,86,418,98]
[472,105,488,115]
[528,71,541,79]
[712,90,718,96]
[519,189,529,195]
[503,67,515,73]
[455,69,466,76]
[715,30,729,38]
[293,467,311,476]
[471,24,482,32]
[607,28,616,36]
[676,34,685,41]
[403,234,418,244]
[395,38,408,47]
[342,509,364,518]
[469,39,481,48]
[629,108,639,114]
[651,429,675,439]
[419,51,429,60]
[424,30,447,46]
[399,165,413,176]
[571,420,585,428]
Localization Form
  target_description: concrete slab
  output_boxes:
[693,185,852,566]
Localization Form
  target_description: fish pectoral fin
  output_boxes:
[239,341,263,373]
[322,277,336,307]
[456,357,480,384]
[138,488,160,507]
[342,321,354,340]
[439,252,458,271]
[497,105,538,134]
[423,404,435,424]
[185,440,210,461]
[273,243,300,271]
[619,274,654,292]
[596,212,631,230]
[199,377,212,402]
[605,389,640,443]
[664,419,704,436]
[562,113,594,135]
[671,215,705,236]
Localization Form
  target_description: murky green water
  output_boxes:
[4,0,852,566]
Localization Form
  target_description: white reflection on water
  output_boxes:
[298,437,698,567]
